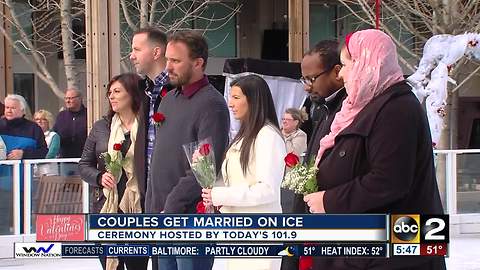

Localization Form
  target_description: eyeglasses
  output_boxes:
[34,118,48,122]
[282,118,296,121]
[64,96,80,100]
[300,69,331,86]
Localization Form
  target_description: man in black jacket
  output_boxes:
[130,27,172,210]
[300,40,346,168]
[282,40,346,270]
[53,89,87,158]
[130,27,172,270]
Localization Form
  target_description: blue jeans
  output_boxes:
[158,256,213,270]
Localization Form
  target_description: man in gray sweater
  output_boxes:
[146,31,230,270]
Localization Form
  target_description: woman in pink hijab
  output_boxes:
[303,29,445,269]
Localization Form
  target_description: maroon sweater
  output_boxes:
[145,83,230,213]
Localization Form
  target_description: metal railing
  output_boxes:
[22,158,87,234]
[434,149,480,215]
[0,160,21,235]
[1,150,480,236]
[0,158,87,235]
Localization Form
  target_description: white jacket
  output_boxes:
[212,124,286,213]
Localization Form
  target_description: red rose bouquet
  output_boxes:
[281,152,318,195]
[283,153,317,269]
[183,137,217,213]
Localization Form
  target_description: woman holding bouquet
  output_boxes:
[303,29,445,269]
[202,74,286,270]
[79,73,148,270]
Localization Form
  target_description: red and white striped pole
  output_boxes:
[375,0,381,29]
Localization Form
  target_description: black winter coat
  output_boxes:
[313,81,445,269]
[133,79,173,204]
[78,118,110,213]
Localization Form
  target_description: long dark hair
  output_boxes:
[230,74,280,175]
[106,73,143,119]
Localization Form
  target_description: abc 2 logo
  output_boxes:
[391,215,449,244]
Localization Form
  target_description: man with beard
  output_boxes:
[130,27,172,210]
[146,30,230,270]
[282,40,346,270]
[130,27,172,270]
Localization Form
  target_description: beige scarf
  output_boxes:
[101,114,142,270]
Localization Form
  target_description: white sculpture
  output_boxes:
[407,33,480,147]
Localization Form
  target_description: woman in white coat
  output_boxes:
[202,74,286,270]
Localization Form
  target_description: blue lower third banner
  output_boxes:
[87,214,387,242]
[60,243,388,258]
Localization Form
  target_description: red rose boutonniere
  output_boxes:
[196,201,206,214]
[152,112,165,127]
[160,88,168,97]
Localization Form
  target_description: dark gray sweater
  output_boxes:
[145,83,230,213]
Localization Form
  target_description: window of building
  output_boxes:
[119,1,238,61]
[469,119,480,148]
[13,73,35,113]
[196,2,237,57]
[309,3,337,47]
[309,1,415,56]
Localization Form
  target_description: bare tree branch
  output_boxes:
[139,0,148,28]
[451,65,480,93]
[149,0,158,25]
[0,0,85,97]
[60,0,80,90]
[119,0,240,59]
[120,0,137,31]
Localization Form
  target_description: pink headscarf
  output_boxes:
[315,29,404,165]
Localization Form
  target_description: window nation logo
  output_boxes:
[14,243,62,258]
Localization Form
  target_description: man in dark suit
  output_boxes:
[130,27,171,270]
[130,27,171,209]
[282,40,346,270]
[299,40,346,168]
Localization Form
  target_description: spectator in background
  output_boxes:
[0,95,45,235]
[281,108,307,215]
[282,108,307,157]
[34,110,60,176]
[53,89,87,158]
[34,110,60,158]
[0,94,47,159]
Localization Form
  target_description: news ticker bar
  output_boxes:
[36,214,449,245]
[15,243,389,258]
